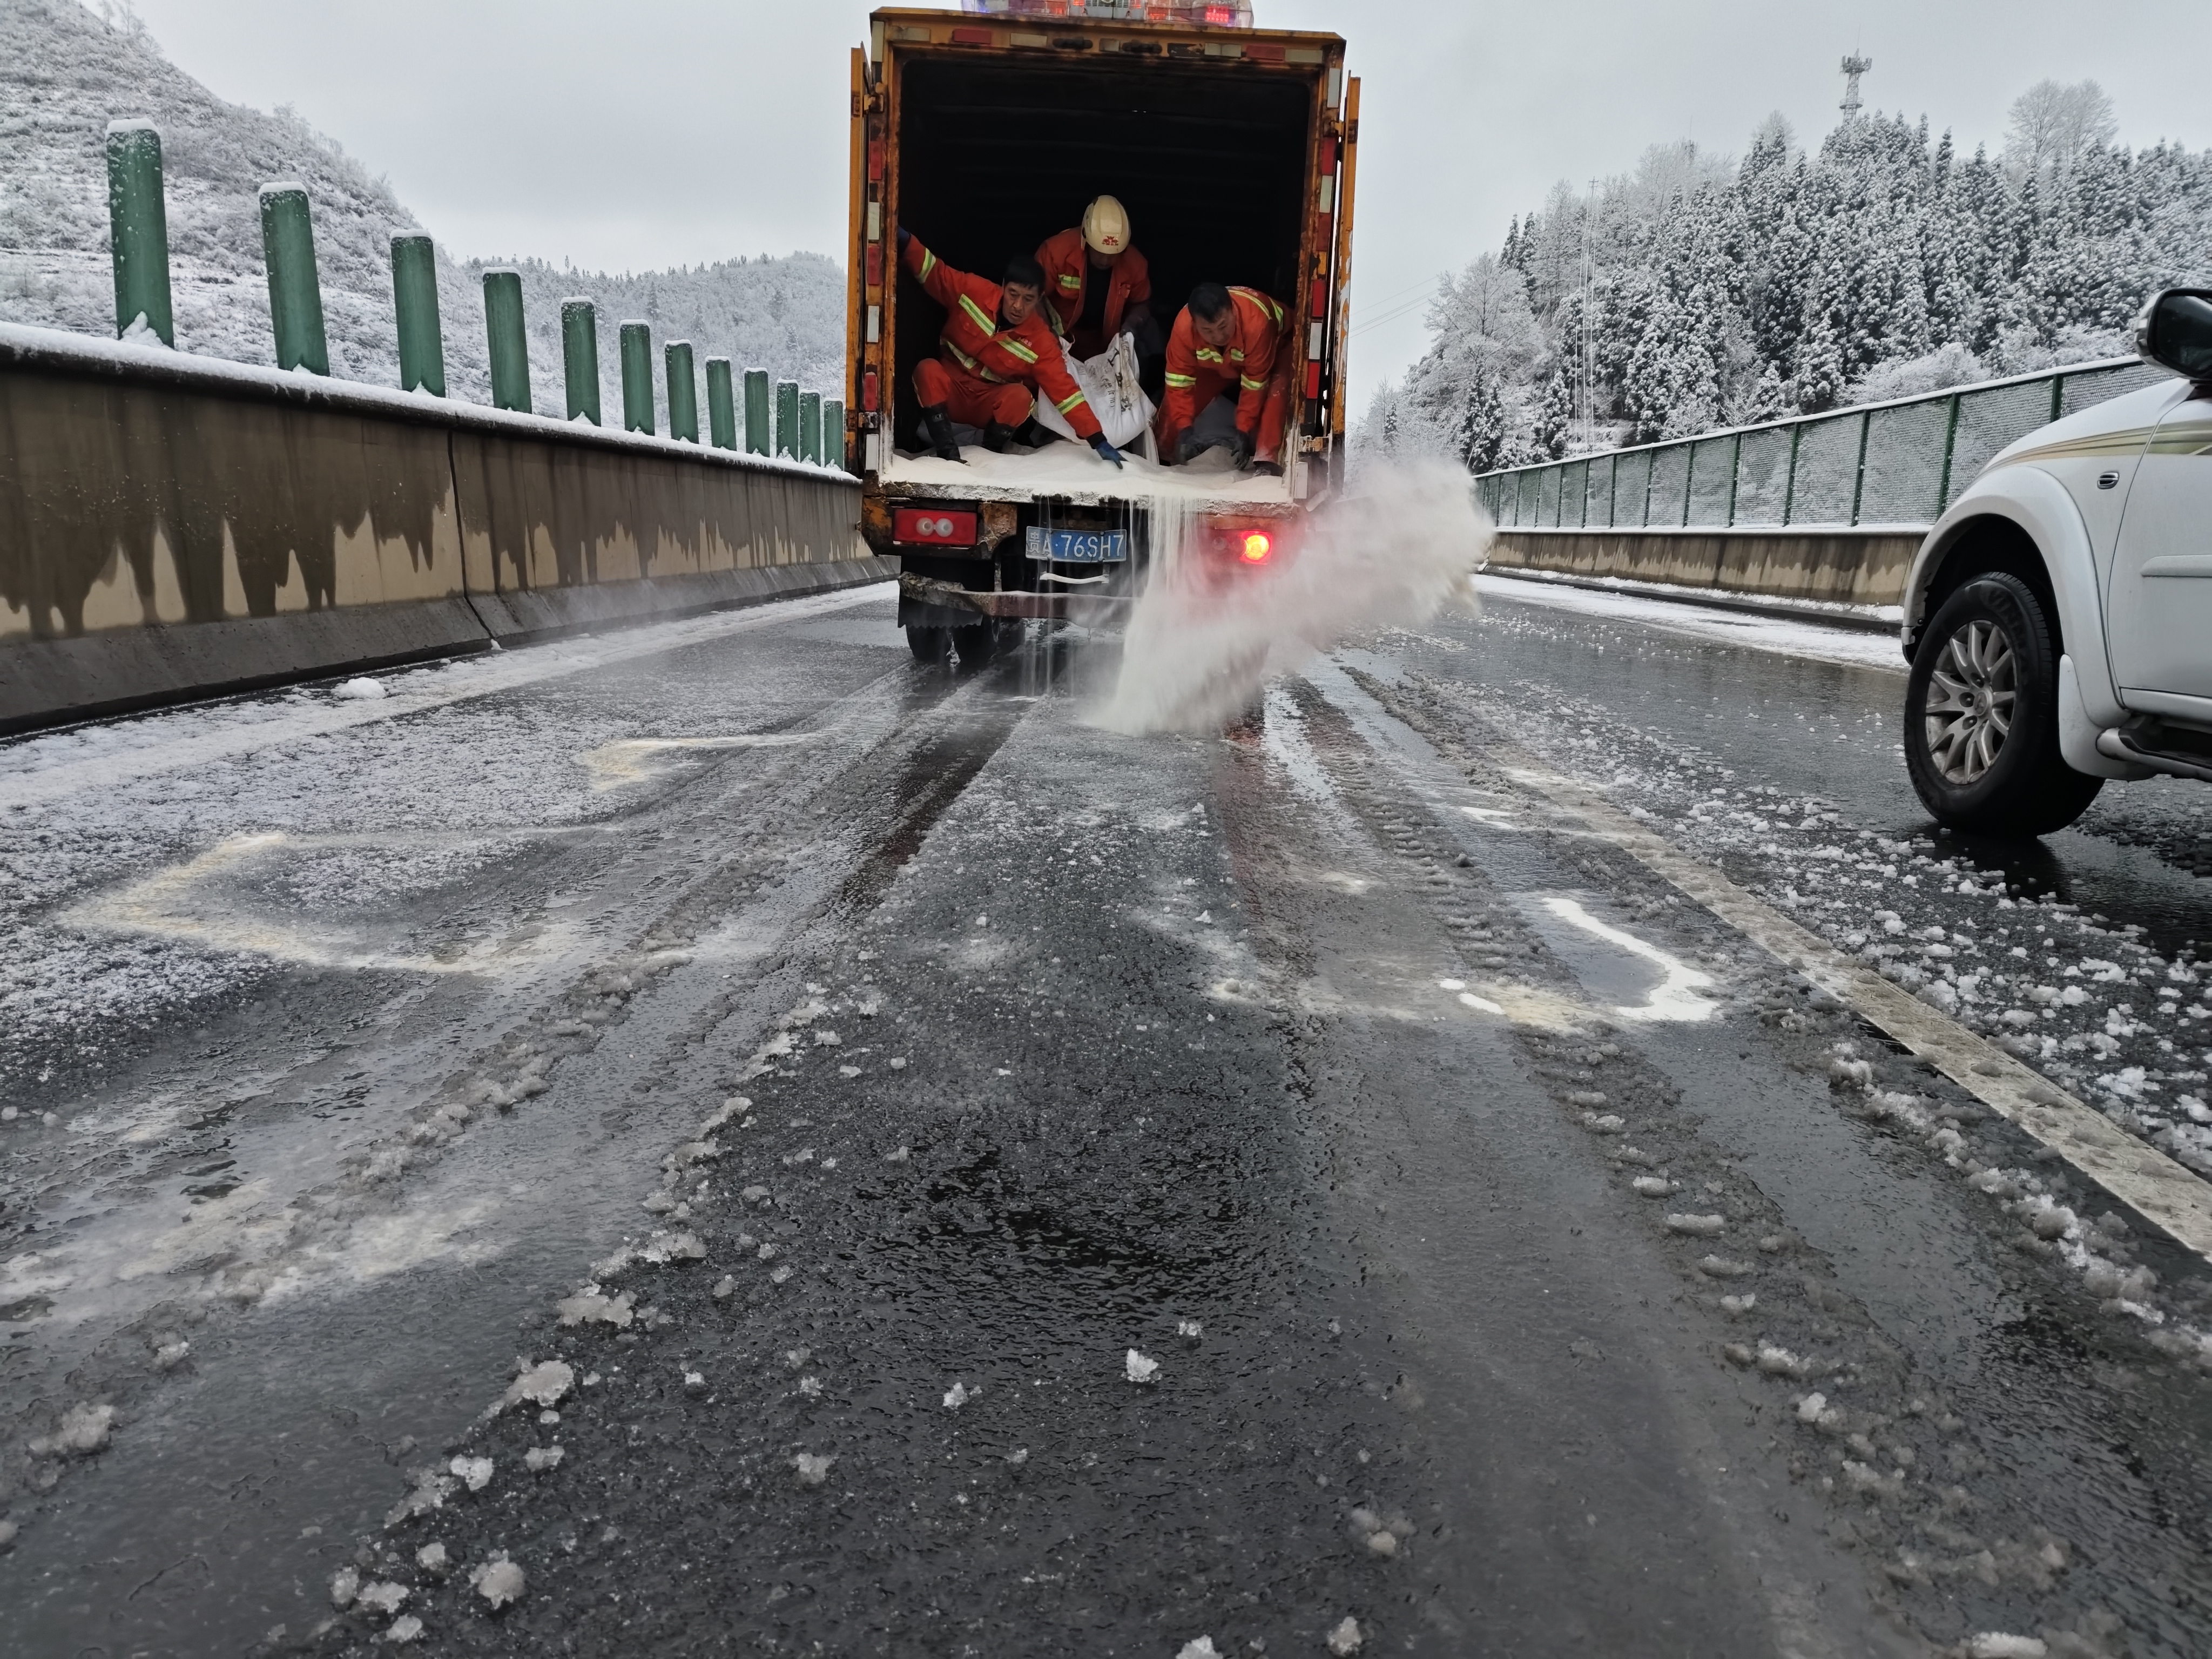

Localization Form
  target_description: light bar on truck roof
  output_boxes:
[960,1,1258,25]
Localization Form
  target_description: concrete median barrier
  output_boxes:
[1485,527,1921,609]
[0,323,885,733]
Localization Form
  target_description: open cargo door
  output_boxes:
[847,45,876,475]
[1326,75,1359,495]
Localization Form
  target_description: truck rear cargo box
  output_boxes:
[842,5,1358,657]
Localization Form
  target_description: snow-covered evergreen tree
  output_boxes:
[1391,75,2212,469]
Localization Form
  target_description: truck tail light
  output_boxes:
[1237,531,1273,565]
[893,508,979,546]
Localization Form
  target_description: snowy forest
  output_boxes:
[1361,80,2212,473]
[0,0,846,417]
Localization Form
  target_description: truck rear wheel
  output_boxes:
[1904,573,2102,837]
[907,625,950,664]
[952,623,996,669]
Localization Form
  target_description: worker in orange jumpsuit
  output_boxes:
[898,228,1123,469]
[1036,195,1156,362]
[1158,282,1295,476]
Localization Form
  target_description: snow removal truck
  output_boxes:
[840,2,1360,664]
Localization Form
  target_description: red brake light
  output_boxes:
[893,508,979,547]
[1238,531,1273,564]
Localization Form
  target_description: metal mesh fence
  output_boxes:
[1859,398,1951,525]
[1647,444,1691,527]
[1560,460,1588,527]
[1473,355,2163,531]
[2059,360,2166,417]
[1613,448,1653,528]
[1732,427,1793,525]
[1584,453,1615,528]
[1688,436,1737,524]
[1790,414,1863,525]
[1950,380,2060,489]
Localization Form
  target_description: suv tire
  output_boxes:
[1904,572,2102,836]
[906,625,950,664]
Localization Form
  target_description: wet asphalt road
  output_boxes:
[3,578,2210,1658]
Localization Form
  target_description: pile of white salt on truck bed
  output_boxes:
[878,443,1297,508]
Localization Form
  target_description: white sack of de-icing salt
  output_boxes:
[1033,334,1156,449]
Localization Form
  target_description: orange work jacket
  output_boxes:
[903,238,1101,441]
[1161,286,1291,440]
[1035,229,1152,343]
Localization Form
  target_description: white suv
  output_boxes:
[1903,288,2212,837]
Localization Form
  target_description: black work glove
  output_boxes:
[1229,429,1256,470]
[1172,430,1202,466]
[896,226,913,254]
[1089,433,1124,469]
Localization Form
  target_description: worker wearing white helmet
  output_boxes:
[1036,196,1157,362]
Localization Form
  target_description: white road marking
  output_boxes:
[577,733,818,790]
[1537,895,1719,1023]
[63,830,570,973]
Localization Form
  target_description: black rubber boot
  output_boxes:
[983,421,1018,454]
[922,407,963,462]
[1013,418,1059,448]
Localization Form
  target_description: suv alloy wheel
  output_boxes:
[1904,572,2103,836]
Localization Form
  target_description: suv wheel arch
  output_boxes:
[1912,514,2062,659]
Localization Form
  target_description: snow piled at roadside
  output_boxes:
[1420,661,2212,1182]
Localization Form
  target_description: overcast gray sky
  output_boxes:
[116,0,2212,407]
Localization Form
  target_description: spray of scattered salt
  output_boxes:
[1098,460,1489,734]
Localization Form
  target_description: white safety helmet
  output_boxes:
[1082,195,1131,257]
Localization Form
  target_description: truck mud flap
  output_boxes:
[898,574,1134,625]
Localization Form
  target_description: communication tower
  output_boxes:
[1839,53,1872,118]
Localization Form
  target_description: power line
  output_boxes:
[1348,279,1444,340]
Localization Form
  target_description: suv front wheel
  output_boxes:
[1904,572,2102,836]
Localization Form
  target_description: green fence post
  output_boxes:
[775,380,800,458]
[1849,410,1872,526]
[743,369,771,455]
[1936,394,1962,513]
[105,120,172,344]
[1725,433,1743,527]
[391,234,444,395]
[620,321,655,434]
[823,398,845,472]
[561,299,600,424]
[666,342,699,442]
[800,390,822,463]
[706,359,737,450]
[483,269,530,412]
[257,182,328,374]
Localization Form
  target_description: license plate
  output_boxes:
[1025,527,1128,563]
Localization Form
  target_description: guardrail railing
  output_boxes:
[96,120,847,468]
[1474,355,2171,534]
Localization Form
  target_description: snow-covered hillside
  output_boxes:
[0,0,845,417]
